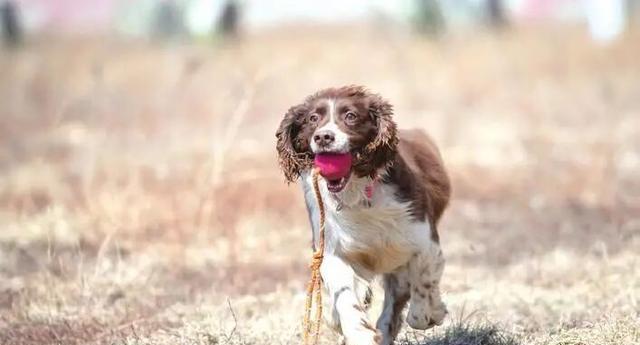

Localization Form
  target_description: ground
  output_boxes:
[0,25,639,345]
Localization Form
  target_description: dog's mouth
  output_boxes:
[313,151,353,193]
[325,174,350,193]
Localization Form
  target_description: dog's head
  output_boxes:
[275,85,398,191]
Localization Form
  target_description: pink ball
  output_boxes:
[314,153,353,180]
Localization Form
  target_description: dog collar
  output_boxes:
[364,180,375,199]
[364,174,381,200]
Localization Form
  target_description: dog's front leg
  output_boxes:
[406,240,447,330]
[321,255,381,345]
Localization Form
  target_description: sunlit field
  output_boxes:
[0,25,639,344]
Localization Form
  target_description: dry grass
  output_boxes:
[0,25,639,345]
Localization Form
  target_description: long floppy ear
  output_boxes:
[275,104,313,182]
[354,93,398,177]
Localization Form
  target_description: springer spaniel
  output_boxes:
[276,86,450,345]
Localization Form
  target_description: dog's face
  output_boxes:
[276,85,398,189]
[299,96,377,155]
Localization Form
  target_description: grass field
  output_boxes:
[0,25,639,345]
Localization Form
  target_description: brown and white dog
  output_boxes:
[276,86,450,345]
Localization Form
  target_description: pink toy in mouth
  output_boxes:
[314,153,353,181]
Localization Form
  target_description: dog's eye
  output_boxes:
[309,114,319,123]
[345,112,358,122]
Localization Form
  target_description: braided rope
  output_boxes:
[303,169,326,345]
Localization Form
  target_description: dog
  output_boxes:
[275,85,450,345]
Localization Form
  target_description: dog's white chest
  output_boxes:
[327,184,429,274]
[302,172,431,274]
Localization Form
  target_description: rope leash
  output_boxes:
[303,169,326,345]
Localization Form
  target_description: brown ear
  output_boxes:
[354,93,398,177]
[275,104,313,182]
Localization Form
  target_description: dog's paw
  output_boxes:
[406,299,447,330]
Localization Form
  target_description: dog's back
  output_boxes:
[397,129,451,225]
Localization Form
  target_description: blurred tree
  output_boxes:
[153,0,184,40]
[414,0,445,37]
[487,0,508,28]
[1,1,21,47]
[627,0,640,25]
[217,0,240,38]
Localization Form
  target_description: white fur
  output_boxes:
[327,98,337,122]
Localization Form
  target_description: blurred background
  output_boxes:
[1,1,639,344]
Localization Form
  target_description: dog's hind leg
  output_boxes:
[376,268,410,345]
[406,240,447,330]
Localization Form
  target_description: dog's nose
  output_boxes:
[313,130,335,147]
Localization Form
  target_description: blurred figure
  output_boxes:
[153,0,184,40]
[217,0,240,38]
[487,0,508,28]
[415,0,445,37]
[1,0,21,47]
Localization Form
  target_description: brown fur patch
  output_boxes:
[384,129,451,234]
[344,250,377,272]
